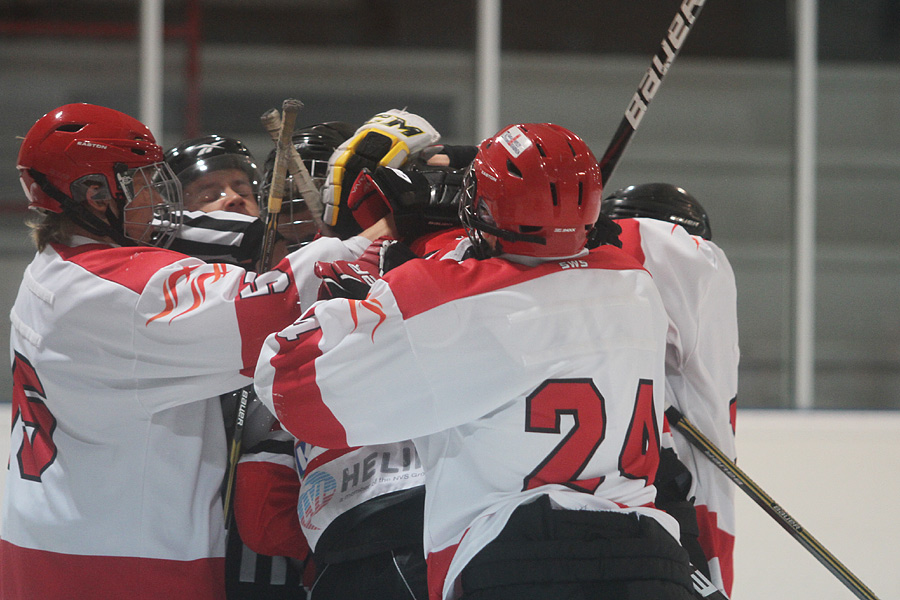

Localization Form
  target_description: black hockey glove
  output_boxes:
[347,166,463,242]
[586,213,623,249]
[315,237,399,301]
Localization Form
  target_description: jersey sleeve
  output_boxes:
[254,280,444,449]
[129,236,369,410]
[617,218,739,594]
[234,428,308,561]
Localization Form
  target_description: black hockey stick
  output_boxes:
[665,406,883,600]
[222,99,302,527]
[599,0,708,185]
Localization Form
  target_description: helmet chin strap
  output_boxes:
[29,168,136,247]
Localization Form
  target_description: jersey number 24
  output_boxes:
[523,378,659,493]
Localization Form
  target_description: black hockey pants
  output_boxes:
[459,495,697,600]
[309,544,428,600]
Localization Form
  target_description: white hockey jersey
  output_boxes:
[617,217,740,595]
[255,243,679,600]
[1,234,368,600]
[294,439,424,552]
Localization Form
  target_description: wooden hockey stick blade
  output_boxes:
[598,0,708,185]
[260,105,327,230]
[666,405,882,600]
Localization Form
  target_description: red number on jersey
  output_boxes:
[11,352,58,481]
[523,379,606,493]
[619,379,660,484]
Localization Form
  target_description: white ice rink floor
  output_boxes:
[0,405,897,599]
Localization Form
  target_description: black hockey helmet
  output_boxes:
[601,182,712,240]
[164,134,263,198]
[262,121,356,182]
[261,121,356,247]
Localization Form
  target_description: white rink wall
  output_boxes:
[0,405,897,599]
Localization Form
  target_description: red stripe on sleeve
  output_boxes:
[427,542,462,600]
[234,461,308,560]
[268,327,350,449]
[695,504,735,596]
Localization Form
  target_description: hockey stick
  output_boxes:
[598,0,708,185]
[221,99,301,526]
[665,406,882,600]
[261,104,327,232]
[259,98,302,268]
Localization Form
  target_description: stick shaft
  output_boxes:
[258,99,302,269]
[599,0,707,185]
[260,108,326,230]
[221,387,249,527]
[666,406,882,600]
[223,99,301,525]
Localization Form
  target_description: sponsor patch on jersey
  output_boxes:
[498,125,532,158]
[297,470,336,531]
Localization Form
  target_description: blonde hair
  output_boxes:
[25,210,77,252]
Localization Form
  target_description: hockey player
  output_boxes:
[254,123,697,600]
[259,121,357,247]
[166,134,263,216]
[163,135,277,270]
[601,182,739,596]
[1,103,391,600]
[235,113,447,600]
[163,133,315,599]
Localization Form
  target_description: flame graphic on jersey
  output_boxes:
[146,263,230,325]
[348,297,386,341]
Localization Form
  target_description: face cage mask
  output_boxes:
[260,159,329,251]
[458,166,492,258]
[117,162,184,248]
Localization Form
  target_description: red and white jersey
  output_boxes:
[235,430,425,557]
[617,218,739,594]
[234,427,309,561]
[255,243,678,600]
[1,234,369,600]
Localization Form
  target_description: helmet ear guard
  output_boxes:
[459,164,547,259]
[26,165,136,246]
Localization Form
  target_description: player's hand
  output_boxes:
[320,110,440,239]
[586,213,623,249]
[347,166,463,241]
[314,237,398,300]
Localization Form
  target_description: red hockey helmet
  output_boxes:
[18,103,164,212]
[17,103,182,246]
[459,123,603,258]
